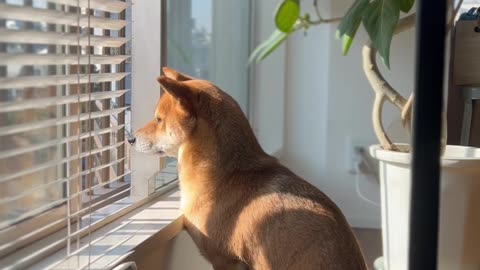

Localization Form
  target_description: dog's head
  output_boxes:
[129,67,201,157]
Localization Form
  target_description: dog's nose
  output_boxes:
[127,137,136,145]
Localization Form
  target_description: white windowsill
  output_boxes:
[31,185,183,270]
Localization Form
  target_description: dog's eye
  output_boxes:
[156,117,162,124]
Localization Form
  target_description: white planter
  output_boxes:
[369,145,480,270]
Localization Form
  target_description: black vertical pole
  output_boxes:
[409,0,448,269]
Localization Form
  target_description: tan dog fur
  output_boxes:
[132,67,367,270]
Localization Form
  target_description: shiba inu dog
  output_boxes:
[130,67,367,270]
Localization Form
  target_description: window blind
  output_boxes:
[0,0,131,268]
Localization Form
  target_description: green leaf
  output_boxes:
[275,0,300,33]
[337,0,369,38]
[362,0,400,68]
[258,32,289,61]
[341,23,360,55]
[248,30,289,63]
[249,31,282,63]
[336,0,369,55]
[249,33,278,63]
[399,0,414,13]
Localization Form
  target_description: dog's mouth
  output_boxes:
[156,150,166,155]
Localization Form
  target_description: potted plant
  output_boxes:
[250,1,480,269]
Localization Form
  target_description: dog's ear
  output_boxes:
[157,76,196,113]
[162,67,194,81]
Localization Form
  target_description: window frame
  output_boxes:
[129,0,167,200]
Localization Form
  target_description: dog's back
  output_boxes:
[183,155,367,270]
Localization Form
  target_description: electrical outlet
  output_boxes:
[345,137,375,174]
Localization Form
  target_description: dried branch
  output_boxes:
[362,13,416,150]
[373,94,398,151]
[401,93,413,134]
[313,0,323,21]
[308,0,342,25]
[397,3,460,150]
[306,17,343,25]
[448,0,464,30]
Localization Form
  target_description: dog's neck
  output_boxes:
[176,117,268,189]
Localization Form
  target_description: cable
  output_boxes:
[355,172,380,207]
[353,147,380,207]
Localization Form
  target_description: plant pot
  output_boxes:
[369,144,480,270]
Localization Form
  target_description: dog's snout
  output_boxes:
[127,137,136,145]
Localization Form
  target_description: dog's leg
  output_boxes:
[184,220,248,270]
[199,240,249,270]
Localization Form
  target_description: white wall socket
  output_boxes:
[345,137,375,174]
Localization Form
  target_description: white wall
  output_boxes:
[167,231,212,270]
[250,0,287,156]
[131,0,163,200]
[279,0,416,228]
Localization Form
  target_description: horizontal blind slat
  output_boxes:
[1,187,132,270]
[0,124,125,159]
[68,161,128,198]
[0,3,128,30]
[0,207,67,258]
[0,164,129,209]
[0,0,132,267]
[0,141,125,183]
[0,200,66,231]
[0,107,127,136]
[0,171,132,256]
[0,72,128,89]
[0,53,129,65]
[64,187,132,232]
[0,89,128,112]
[0,159,126,209]
[0,29,128,47]
[47,0,129,13]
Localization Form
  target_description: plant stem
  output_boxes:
[310,0,342,25]
[313,0,323,21]
[396,1,460,151]
[308,17,343,25]
[401,93,413,135]
[400,93,413,136]
[448,0,464,29]
[373,94,398,151]
[362,14,416,150]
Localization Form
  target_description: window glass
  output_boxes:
[156,0,251,189]
[166,0,251,113]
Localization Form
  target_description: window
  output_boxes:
[166,0,251,114]
[155,0,252,190]
[0,0,131,268]
[0,0,253,268]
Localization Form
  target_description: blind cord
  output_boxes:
[86,0,94,268]
[75,0,82,266]
[65,0,81,259]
